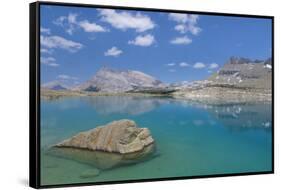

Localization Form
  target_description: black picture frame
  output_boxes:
[30,1,274,189]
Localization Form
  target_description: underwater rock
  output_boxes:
[47,143,155,169]
[55,119,154,154]
[79,168,100,179]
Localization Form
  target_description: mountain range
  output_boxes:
[42,57,272,93]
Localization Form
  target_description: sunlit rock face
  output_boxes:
[55,119,154,154]
[75,67,164,93]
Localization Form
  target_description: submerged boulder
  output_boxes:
[79,168,100,179]
[55,119,154,154]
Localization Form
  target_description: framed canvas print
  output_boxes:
[29,1,274,188]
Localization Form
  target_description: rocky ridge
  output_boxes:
[172,57,272,103]
[75,67,165,93]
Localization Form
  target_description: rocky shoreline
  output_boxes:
[41,88,172,100]
[171,85,271,104]
[41,87,272,103]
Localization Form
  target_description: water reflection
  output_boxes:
[44,96,272,131]
[85,96,171,115]
[205,103,272,131]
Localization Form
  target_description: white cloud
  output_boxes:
[175,24,201,35]
[104,46,123,57]
[40,48,52,54]
[169,13,189,23]
[54,13,77,35]
[179,62,190,67]
[128,34,155,47]
[41,35,83,52]
[79,20,108,32]
[54,13,107,34]
[193,62,206,69]
[174,24,186,34]
[166,63,176,66]
[99,9,155,32]
[54,15,67,26]
[41,57,59,67]
[40,27,51,34]
[68,13,77,23]
[57,74,78,80]
[169,13,201,35]
[209,63,219,69]
[170,36,192,45]
[188,24,201,35]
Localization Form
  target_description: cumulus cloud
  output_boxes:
[57,74,78,80]
[170,36,192,45]
[54,13,78,35]
[99,9,155,32]
[169,13,191,23]
[174,24,186,33]
[41,35,83,52]
[193,62,206,69]
[40,48,52,54]
[40,27,51,34]
[40,57,59,67]
[79,20,108,32]
[128,34,155,46]
[209,63,219,69]
[166,63,176,66]
[179,62,190,67]
[104,46,123,57]
[169,13,201,35]
[54,13,108,34]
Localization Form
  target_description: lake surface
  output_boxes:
[40,96,272,186]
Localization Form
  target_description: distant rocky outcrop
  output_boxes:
[55,119,155,154]
[42,81,68,90]
[172,57,272,103]
[75,67,164,93]
[208,57,272,89]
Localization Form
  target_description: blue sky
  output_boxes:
[40,5,272,85]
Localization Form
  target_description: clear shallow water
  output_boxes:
[40,96,272,186]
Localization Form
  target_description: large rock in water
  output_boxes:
[48,120,156,169]
[55,119,154,154]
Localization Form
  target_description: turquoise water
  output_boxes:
[40,96,272,186]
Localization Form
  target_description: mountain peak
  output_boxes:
[77,68,163,93]
[98,66,117,72]
[42,81,68,90]
[228,57,252,64]
[228,56,269,65]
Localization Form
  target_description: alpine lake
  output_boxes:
[40,95,272,186]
